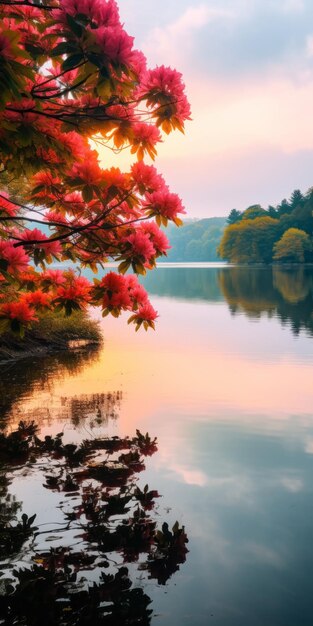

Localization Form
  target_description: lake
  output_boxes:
[1,264,313,625]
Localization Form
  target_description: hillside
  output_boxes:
[162,217,227,262]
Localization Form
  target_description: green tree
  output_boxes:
[273,228,312,263]
[218,217,279,264]
[227,209,242,224]
[241,205,267,221]
[277,198,291,216]
[289,189,304,209]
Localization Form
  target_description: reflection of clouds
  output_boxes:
[203,475,255,506]
[304,438,313,454]
[163,453,255,506]
[280,476,304,493]
[169,464,207,486]
[243,542,285,569]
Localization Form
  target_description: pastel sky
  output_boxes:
[101,0,313,218]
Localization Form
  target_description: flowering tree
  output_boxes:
[0,0,190,335]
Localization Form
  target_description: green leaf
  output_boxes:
[62,53,84,72]
[25,43,45,58]
[118,260,131,275]
[82,185,93,202]
[51,41,77,57]
[66,14,83,38]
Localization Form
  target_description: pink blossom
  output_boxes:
[41,269,66,286]
[0,192,17,217]
[56,0,120,28]
[95,26,134,65]
[139,222,170,255]
[44,210,68,225]
[55,276,91,306]
[144,190,185,221]
[100,271,126,292]
[36,148,60,165]
[0,241,29,273]
[32,171,62,188]
[139,65,191,126]
[129,284,148,307]
[19,228,62,257]
[132,123,161,148]
[125,231,156,262]
[102,289,130,309]
[129,301,158,330]
[131,162,165,194]
[129,49,147,80]
[105,104,135,122]
[99,272,131,311]
[69,160,102,185]
[124,274,138,289]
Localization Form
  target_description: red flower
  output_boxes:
[0,241,29,273]
[144,190,185,221]
[19,228,62,257]
[0,301,38,323]
[95,25,134,65]
[41,269,66,286]
[130,123,162,160]
[128,302,158,331]
[124,231,156,263]
[22,290,51,308]
[0,192,17,217]
[139,222,170,255]
[131,162,165,194]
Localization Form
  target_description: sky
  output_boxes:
[99,0,313,218]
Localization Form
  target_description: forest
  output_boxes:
[218,189,313,264]
[161,217,226,262]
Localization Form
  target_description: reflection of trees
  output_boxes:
[219,267,313,335]
[273,268,312,303]
[67,391,122,428]
[0,424,189,626]
[0,346,100,428]
[142,267,224,302]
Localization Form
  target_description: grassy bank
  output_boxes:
[0,311,102,363]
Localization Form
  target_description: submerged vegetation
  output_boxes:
[219,188,313,264]
[0,422,188,625]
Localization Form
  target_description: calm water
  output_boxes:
[2,264,313,625]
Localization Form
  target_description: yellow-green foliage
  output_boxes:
[273,228,312,263]
[218,217,279,264]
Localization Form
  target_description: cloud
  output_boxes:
[306,34,313,57]
[281,0,305,12]
[142,4,232,69]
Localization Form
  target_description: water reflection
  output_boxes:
[219,266,313,336]
[142,266,224,302]
[0,346,100,427]
[143,265,313,337]
[0,424,188,625]
[1,265,313,625]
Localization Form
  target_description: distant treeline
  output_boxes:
[218,189,313,264]
[162,217,226,262]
